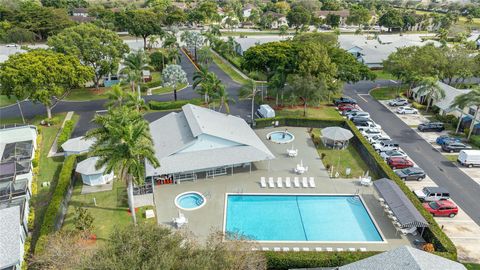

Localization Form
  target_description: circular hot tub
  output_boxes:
[175,191,206,211]
[266,131,295,144]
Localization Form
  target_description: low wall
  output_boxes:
[134,193,154,207]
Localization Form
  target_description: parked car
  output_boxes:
[373,140,399,152]
[257,104,275,118]
[337,103,358,111]
[342,108,360,116]
[457,150,480,168]
[368,134,391,144]
[423,200,458,217]
[351,116,372,122]
[436,135,461,146]
[387,157,414,170]
[418,122,445,132]
[380,150,407,160]
[347,111,370,120]
[441,142,472,153]
[5,43,18,47]
[361,128,382,138]
[414,187,450,202]
[388,98,409,106]
[334,97,357,106]
[355,121,381,131]
[394,167,426,181]
[396,106,418,114]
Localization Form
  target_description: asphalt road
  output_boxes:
[345,86,480,226]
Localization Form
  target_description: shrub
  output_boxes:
[470,135,480,148]
[35,155,76,254]
[411,102,426,111]
[148,99,202,111]
[264,251,379,270]
[57,120,75,151]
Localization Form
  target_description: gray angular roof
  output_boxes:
[0,206,21,269]
[412,81,471,113]
[339,246,466,270]
[146,104,274,176]
[76,157,106,175]
[61,136,96,153]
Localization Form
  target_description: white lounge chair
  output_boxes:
[172,212,188,228]
[268,177,275,188]
[326,247,333,252]
[337,248,344,252]
[293,247,300,252]
[309,177,315,188]
[302,248,310,251]
[260,177,266,188]
[359,248,367,252]
[302,177,308,188]
[285,177,292,188]
[348,248,356,252]
[277,177,283,188]
[282,247,290,252]
[315,247,322,252]
[294,177,300,188]
[262,247,270,251]
[273,247,281,252]
[251,247,259,251]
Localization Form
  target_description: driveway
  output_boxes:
[345,86,480,226]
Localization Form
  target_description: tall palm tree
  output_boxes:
[162,33,178,49]
[197,46,213,67]
[121,50,151,93]
[213,83,235,114]
[86,106,159,225]
[416,77,445,112]
[193,66,215,103]
[239,79,261,125]
[167,48,181,64]
[105,84,127,108]
[450,86,480,140]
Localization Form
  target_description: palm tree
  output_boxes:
[450,86,480,140]
[167,48,181,64]
[86,106,160,225]
[239,79,261,124]
[121,50,151,93]
[416,77,445,112]
[162,33,178,49]
[197,46,213,67]
[105,84,127,108]
[213,83,235,114]
[193,66,215,103]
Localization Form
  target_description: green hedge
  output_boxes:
[255,117,345,129]
[35,155,76,254]
[265,251,380,270]
[344,120,457,260]
[57,120,74,151]
[148,99,203,111]
[470,135,480,148]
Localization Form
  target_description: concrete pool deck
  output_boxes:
[153,127,423,251]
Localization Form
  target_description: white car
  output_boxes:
[355,121,381,131]
[396,106,418,114]
[368,134,391,144]
[361,128,382,138]
[347,111,370,120]
[388,98,409,106]
[5,44,18,48]
[380,150,408,160]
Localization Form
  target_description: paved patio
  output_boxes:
[153,127,421,251]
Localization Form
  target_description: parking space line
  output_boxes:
[357,94,369,102]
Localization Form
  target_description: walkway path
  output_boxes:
[47,111,74,157]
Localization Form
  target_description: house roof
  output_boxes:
[76,157,106,175]
[412,81,471,113]
[316,10,350,18]
[145,104,274,176]
[339,246,466,270]
[61,136,95,153]
[72,8,89,13]
[264,11,286,19]
[0,126,37,146]
[0,206,21,269]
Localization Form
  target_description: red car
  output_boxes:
[423,200,458,218]
[387,157,414,170]
[337,104,358,111]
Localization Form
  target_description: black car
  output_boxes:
[394,167,426,181]
[334,97,357,106]
[441,142,472,153]
[418,122,445,132]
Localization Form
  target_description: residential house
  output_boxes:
[316,10,351,26]
[263,11,288,29]
[242,4,255,18]
[0,206,27,270]
[75,157,114,186]
[72,8,89,17]
[61,136,95,157]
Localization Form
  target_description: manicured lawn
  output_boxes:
[312,129,373,178]
[465,263,480,270]
[212,53,250,85]
[370,86,406,100]
[276,105,343,120]
[0,95,17,107]
[443,154,459,163]
[63,180,154,242]
[150,83,187,95]
[372,70,396,80]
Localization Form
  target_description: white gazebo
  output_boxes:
[320,127,354,149]
[75,157,113,186]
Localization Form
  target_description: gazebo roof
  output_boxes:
[321,127,354,141]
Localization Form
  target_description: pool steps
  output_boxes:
[259,177,316,188]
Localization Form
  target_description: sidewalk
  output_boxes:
[47,111,74,158]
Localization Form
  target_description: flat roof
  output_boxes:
[0,206,21,269]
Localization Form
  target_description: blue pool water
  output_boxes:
[268,131,294,143]
[176,193,205,209]
[225,195,383,242]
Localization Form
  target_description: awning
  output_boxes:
[374,178,429,228]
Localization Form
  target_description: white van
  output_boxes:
[457,150,480,168]
[257,104,275,118]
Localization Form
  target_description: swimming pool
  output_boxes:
[224,194,383,242]
[175,191,206,211]
[266,131,295,144]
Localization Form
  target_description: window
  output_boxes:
[468,107,475,116]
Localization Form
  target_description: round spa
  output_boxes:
[175,191,206,211]
[266,131,295,144]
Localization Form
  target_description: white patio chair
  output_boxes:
[273,247,281,252]
[285,177,292,188]
[359,248,367,252]
[251,247,258,251]
[277,177,283,188]
[268,177,275,188]
[293,247,300,252]
[348,248,356,252]
[302,247,310,251]
[294,177,300,188]
[262,247,270,251]
[309,177,316,188]
[326,247,333,252]
[337,248,344,252]
[260,177,266,188]
[302,177,308,188]
[315,247,322,252]
[282,247,290,252]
